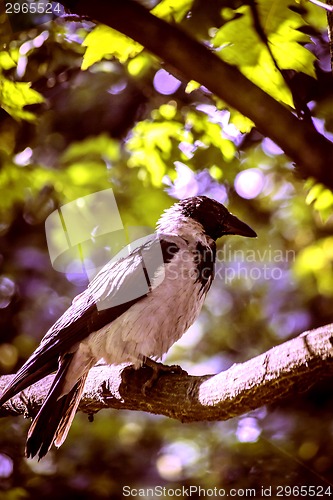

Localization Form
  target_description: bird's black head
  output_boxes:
[176,196,257,241]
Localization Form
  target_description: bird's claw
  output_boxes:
[141,357,187,395]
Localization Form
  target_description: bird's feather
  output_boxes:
[194,241,216,293]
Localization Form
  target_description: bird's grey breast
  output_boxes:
[86,234,215,367]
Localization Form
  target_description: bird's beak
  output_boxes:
[223,213,257,238]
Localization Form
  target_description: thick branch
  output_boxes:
[1,324,333,422]
[62,0,333,189]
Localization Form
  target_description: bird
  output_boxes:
[0,195,256,459]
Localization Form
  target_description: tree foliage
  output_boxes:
[0,0,333,497]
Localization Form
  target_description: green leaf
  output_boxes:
[213,0,316,106]
[229,109,254,133]
[294,237,333,295]
[244,50,293,106]
[0,50,18,70]
[214,7,262,67]
[269,19,316,78]
[305,183,324,205]
[0,78,44,121]
[186,110,236,161]
[213,8,292,106]
[305,182,333,222]
[127,118,192,186]
[82,25,143,70]
[302,0,328,30]
[185,80,201,94]
[157,104,177,120]
[61,134,120,164]
[314,189,333,211]
[127,53,153,77]
[152,0,194,22]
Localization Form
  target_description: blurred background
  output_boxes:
[1,0,333,497]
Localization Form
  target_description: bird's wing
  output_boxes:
[0,236,180,404]
[41,234,181,351]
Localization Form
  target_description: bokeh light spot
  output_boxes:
[156,454,183,481]
[236,417,261,443]
[14,147,32,166]
[0,343,18,371]
[157,441,201,480]
[298,441,319,460]
[235,169,265,199]
[153,69,181,95]
[0,276,16,308]
[0,454,13,478]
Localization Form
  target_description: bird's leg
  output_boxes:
[141,357,187,395]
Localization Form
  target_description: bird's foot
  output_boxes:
[141,357,187,395]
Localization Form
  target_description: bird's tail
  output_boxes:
[25,353,89,460]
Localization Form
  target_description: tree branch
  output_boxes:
[1,323,333,422]
[62,0,333,189]
[327,0,333,74]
